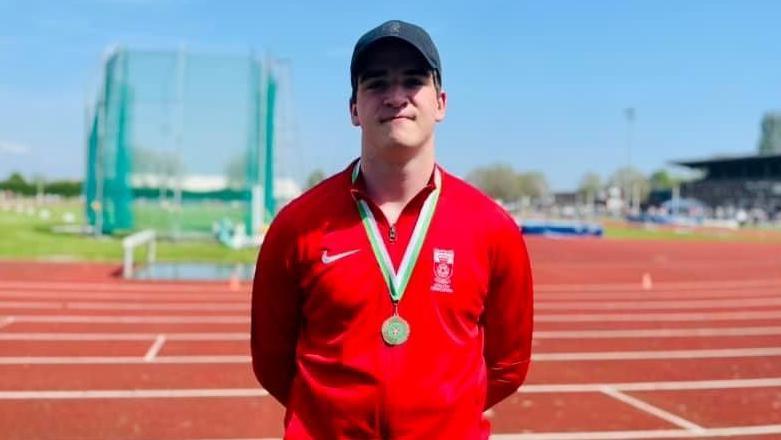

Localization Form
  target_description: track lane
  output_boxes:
[0,397,283,440]
[630,387,781,428]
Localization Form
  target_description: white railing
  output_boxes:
[122,229,156,279]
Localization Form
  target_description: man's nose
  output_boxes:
[383,83,408,108]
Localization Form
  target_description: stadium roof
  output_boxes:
[672,152,781,169]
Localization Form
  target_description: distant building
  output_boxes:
[672,113,781,217]
[672,153,781,214]
[552,191,578,206]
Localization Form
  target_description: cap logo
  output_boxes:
[387,21,401,34]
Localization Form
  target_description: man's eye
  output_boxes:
[365,81,387,90]
[403,78,424,88]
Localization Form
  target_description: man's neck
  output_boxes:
[359,147,435,224]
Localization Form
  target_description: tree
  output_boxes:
[648,170,677,190]
[649,169,678,191]
[306,169,326,189]
[578,172,602,197]
[466,164,523,203]
[517,171,548,199]
[758,113,781,155]
[609,166,651,203]
[5,172,27,186]
[577,172,602,206]
[0,172,35,195]
[44,180,82,197]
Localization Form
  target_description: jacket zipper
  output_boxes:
[389,224,397,243]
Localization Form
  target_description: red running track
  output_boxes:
[1,237,781,439]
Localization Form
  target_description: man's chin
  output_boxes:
[379,131,421,148]
[363,129,427,152]
[382,139,421,150]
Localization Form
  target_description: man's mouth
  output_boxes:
[380,115,413,123]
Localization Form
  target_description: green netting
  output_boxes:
[85,48,278,238]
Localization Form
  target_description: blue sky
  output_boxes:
[1,0,780,190]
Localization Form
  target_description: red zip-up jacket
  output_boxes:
[251,161,533,439]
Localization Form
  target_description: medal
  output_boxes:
[352,161,441,346]
[381,312,410,345]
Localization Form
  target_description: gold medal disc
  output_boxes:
[381,315,410,345]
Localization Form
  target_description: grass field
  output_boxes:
[603,219,781,243]
[0,199,258,263]
[133,201,248,234]
[2,198,780,263]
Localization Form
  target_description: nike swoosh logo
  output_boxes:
[321,249,360,264]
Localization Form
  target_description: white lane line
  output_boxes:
[190,438,279,440]
[537,297,781,310]
[539,290,781,301]
[0,388,268,399]
[66,302,248,311]
[3,347,781,365]
[9,326,775,340]
[533,347,781,361]
[2,277,778,294]
[0,300,248,312]
[0,332,249,341]
[2,377,781,400]
[4,288,778,303]
[8,310,781,324]
[522,377,781,393]
[193,438,279,440]
[0,316,14,329]
[536,278,781,292]
[9,298,781,313]
[70,298,781,312]
[0,291,247,302]
[0,355,251,364]
[535,326,781,338]
[0,301,63,310]
[9,299,779,313]
[191,438,279,440]
[491,424,781,439]
[1,327,777,341]
[537,310,781,322]
[0,281,249,293]
[6,315,249,324]
[146,355,247,364]
[166,333,249,341]
[74,425,781,440]
[601,386,705,433]
[143,335,166,362]
[5,288,779,303]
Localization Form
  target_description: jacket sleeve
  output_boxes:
[482,215,534,409]
[251,214,303,407]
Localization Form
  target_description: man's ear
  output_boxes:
[350,100,360,126]
[435,91,447,122]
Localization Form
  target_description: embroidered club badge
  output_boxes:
[432,248,454,293]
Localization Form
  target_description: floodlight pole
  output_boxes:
[172,45,187,240]
[624,107,635,215]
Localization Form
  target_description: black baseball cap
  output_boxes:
[350,20,442,92]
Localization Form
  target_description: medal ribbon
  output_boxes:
[352,161,441,303]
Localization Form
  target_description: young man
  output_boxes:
[251,20,533,439]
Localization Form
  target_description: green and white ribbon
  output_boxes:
[352,161,441,303]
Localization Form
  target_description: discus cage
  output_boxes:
[84,47,296,240]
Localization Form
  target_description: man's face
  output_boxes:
[350,40,447,153]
